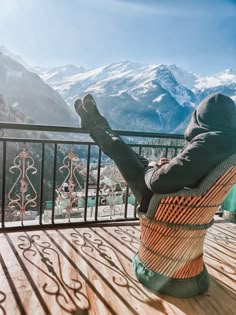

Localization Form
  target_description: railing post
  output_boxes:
[39,142,45,225]
[84,144,91,222]
[51,143,58,225]
[95,148,102,221]
[1,140,6,228]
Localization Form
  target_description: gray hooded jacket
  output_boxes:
[144,93,236,193]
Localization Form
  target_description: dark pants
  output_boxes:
[89,127,153,211]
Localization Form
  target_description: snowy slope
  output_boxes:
[0,48,77,126]
[0,45,34,72]
[38,61,236,106]
[35,64,85,84]
[167,65,236,102]
[167,64,200,90]
[194,69,236,90]
[38,61,195,107]
[35,60,235,132]
[35,61,195,132]
[1,45,235,133]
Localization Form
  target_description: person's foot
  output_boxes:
[74,93,111,130]
[82,94,110,129]
[83,94,101,117]
[74,98,90,129]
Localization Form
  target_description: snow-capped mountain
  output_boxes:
[0,47,77,126]
[38,61,196,106]
[35,61,236,133]
[194,69,236,90]
[167,64,200,90]
[35,64,85,84]
[192,69,236,104]
[1,45,235,133]
[0,45,34,72]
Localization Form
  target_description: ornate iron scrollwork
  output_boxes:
[99,161,125,219]
[55,150,86,222]
[8,147,38,225]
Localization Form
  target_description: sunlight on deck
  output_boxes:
[0,222,235,315]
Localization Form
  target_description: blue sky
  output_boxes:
[0,0,235,75]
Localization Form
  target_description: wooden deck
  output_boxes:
[0,221,235,315]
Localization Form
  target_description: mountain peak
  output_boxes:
[0,45,33,71]
[103,60,144,73]
[37,64,86,83]
[221,68,236,76]
[49,64,85,72]
[1,49,235,133]
[0,45,11,55]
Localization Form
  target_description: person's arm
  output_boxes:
[144,136,218,194]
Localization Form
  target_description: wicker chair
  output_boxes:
[133,153,236,298]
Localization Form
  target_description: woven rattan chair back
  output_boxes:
[138,154,236,279]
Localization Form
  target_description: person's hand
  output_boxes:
[148,158,170,168]
[157,158,170,166]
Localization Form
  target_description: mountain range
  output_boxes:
[36,61,236,133]
[0,46,235,133]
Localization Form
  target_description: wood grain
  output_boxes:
[0,222,235,315]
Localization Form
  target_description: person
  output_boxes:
[74,93,236,214]
[75,93,236,297]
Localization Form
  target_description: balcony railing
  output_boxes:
[0,122,185,231]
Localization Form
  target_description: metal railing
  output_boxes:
[0,122,185,232]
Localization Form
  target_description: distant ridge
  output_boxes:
[36,60,236,133]
[1,46,235,133]
[0,46,77,126]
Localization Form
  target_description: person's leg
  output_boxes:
[74,95,153,212]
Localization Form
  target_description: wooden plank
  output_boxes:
[0,222,235,315]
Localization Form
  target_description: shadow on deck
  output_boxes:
[0,221,235,315]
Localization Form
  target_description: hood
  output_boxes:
[185,93,236,141]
